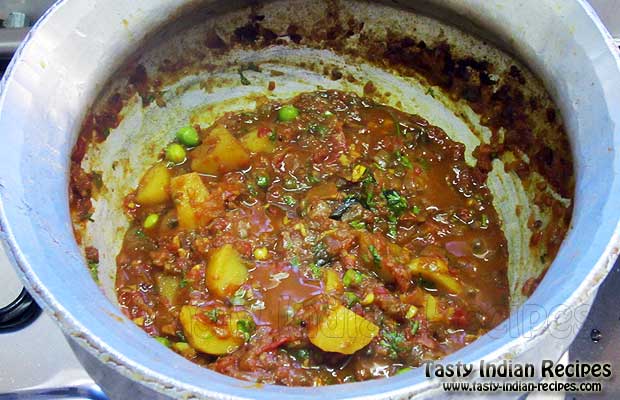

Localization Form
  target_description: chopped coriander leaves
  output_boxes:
[394,151,413,169]
[268,131,277,142]
[368,245,382,265]
[247,183,258,197]
[179,278,188,288]
[362,190,376,210]
[410,320,420,335]
[306,172,321,184]
[380,330,405,359]
[349,220,366,230]
[343,292,359,307]
[412,205,422,215]
[308,263,322,279]
[238,62,261,85]
[206,308,219,322]
[283,195,297,207]
[481,213,490,228]
[135,229,146,238]
[387,218,398,240]
[343,269,364,287]
[238,69,251,85]
[383,189,408,216]
[88,262,99,281]
[309,123,328,137]
[361,171,376,186]
[236,319,256,341]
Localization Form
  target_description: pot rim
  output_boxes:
[1,0,619,399]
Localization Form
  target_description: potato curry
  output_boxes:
[111,90,508,385]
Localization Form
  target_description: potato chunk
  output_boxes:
[240,128,275,153]
[170,172,213,229]
[323,268,343,294]
[156,274,180,304]
[135,163,171,205]
[309,302,379,354]
[206,244,248,298]
[424,294,442,322]
[179,305,251,355]
[408,257,462,294]
[190,125,250,175]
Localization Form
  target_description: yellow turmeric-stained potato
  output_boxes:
[135,163,171,205]
[156,274,180,304]
[309,302,379,354]
[424,294,442,322]
[240,128,275,153]
[190,125,250,175]
[323,268,343,294]
[179,305,246,355]
[206,244,248,298]
[408,256,462,294]
[170,172,211,229]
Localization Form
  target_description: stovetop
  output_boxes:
[0,1,619,399]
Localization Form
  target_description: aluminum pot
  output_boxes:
[0,0,619,399]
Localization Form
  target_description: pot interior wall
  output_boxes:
[76,0,573,311]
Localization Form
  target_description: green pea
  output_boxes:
[176,126,200,147]
[166,143,186,164]
[143,213,160,229]
[278,105,299,122]
[283,177,298,190]
[256,175,270,188]
[296,348,310,360]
